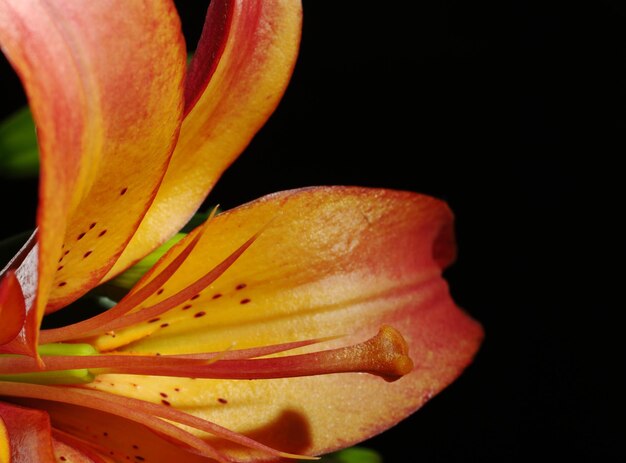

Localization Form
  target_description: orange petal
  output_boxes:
[0,1,186,318]
[89,186,483,459]
[0,401,56,462]
[107,0,303,277]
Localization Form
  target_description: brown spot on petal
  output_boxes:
[194,311,206,318]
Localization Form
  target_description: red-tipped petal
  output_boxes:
[88,186,482,459]
[0,0,187,318]
[108,0,303,277]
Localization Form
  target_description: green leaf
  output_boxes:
[319,447,383,463]
[181,206,220,233]
[0,106,39,178]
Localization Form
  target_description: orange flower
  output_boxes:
[0,1,483,461]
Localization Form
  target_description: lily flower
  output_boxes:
[0,0,483,462]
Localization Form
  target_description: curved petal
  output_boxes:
[0,0,186,317]
[107,0,303,277]
[89,187,483,459]
[0,401,56,462]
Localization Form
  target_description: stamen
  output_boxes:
[73,231,260,339]
[40,226,206,344]
[0,327,408,460]
[0,381,233,462]
[42,229,257,346]
[52,429,110,463]
[0,382,317,461]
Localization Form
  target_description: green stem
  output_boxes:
[0,343,97,385]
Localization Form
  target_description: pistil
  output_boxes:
[106,325,414,382]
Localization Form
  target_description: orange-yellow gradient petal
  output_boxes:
[89,187,483,459]
[0,1,186,319]
[108,0,303,277]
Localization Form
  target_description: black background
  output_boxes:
[1,1,624,461]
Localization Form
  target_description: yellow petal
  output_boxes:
[0,415,9,463]
[107,0,303,277]
[0,1,186,318]
[89,186,483,459]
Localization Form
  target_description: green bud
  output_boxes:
[320,447,383,463]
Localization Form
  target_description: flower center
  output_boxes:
[0,326,413,462]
